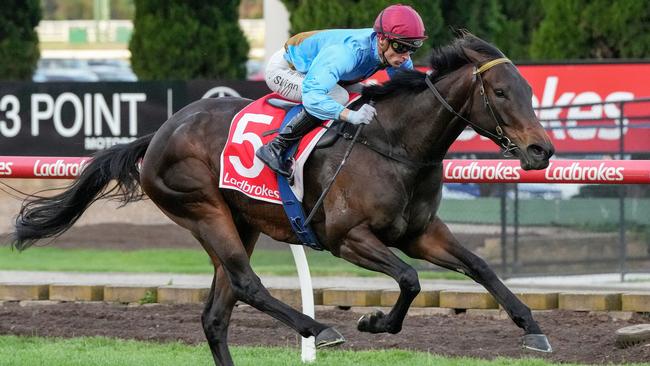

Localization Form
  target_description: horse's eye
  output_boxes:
[494,89,506,98]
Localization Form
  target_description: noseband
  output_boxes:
[425,57,518,157]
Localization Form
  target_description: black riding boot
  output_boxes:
[256,110,321,176]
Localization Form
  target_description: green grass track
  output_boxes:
[0,247,465,280]
[0,335,608,366]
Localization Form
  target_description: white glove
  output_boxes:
[346,104,376,125]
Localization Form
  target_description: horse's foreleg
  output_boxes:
[339,224,420,334]
[402,217,552,352]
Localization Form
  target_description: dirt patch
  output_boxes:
[0,302,648,364]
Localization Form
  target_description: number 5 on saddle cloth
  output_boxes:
[220,94,352,251]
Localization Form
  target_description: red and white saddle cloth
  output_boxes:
[220,93,354,204]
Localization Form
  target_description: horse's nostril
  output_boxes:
[527,144,548,160]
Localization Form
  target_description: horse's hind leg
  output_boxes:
[338,224,421,334]
[201,223,258,366]
[401,216,552,353]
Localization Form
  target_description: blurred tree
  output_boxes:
[441,0,502,43]
[490,0,543,60]
[129,0,249,79]
[531,0,650,60]
[530,0,591,59]
[280,0,648,62]
[439,0,541,59]
[286,0,350,32]
[0,0,41,80]
[280,0,300,12]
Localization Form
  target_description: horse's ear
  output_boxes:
[462,47,486,64]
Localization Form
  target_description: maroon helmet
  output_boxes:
[373,4,427,48]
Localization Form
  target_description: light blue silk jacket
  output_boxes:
[284,28,413,120]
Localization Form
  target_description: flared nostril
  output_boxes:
[527,144,549,160]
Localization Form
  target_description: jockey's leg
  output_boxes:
[261,49,349,176]
[264,48,350,105]
[256,109,321,176]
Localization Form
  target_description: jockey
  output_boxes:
[256,4,427,177]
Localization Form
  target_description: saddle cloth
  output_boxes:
[219,93,336,204]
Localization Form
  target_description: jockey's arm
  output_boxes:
[302,46,357,121]
[338,59,414,121]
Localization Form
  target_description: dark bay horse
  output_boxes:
[12,33,554,365]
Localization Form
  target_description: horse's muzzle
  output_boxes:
[519,143,554,170]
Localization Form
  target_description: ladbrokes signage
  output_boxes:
[0,80,268,156]
[442,159,646,184]
[370,63,650,154]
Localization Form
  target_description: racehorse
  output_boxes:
[12,32,554,365]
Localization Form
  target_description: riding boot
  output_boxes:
[256,110,321,177]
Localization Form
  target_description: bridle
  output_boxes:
[307,58,520,225]
[424,57,519,157]
[326,57,519,169]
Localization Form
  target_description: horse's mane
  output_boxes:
[362,31,504,101]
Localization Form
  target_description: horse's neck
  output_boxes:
[426,71,475,158]
[372,68,473,164]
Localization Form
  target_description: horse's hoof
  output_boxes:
[315,327,345,349]
[357,310,386,333]
[615,324,650,348]
[522,334,553,353]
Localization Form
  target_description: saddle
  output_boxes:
[266,98,348,150]
[220,93,362,250]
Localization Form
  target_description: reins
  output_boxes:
[425,57,518,157]
[338,127,441,169]
[305,57,516,226]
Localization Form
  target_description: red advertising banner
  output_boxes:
[0,156,89,179]
[368,64,650,154]
[443,159,650,184]
[3,156,649,185]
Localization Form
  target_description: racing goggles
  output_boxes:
[389,38,424,54]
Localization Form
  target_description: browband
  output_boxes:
[473,57,512,75]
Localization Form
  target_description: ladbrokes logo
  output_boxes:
[445,161,522,181]
[545,162,624,181]
[33,159,89,177]
[222,171,280,199]
[0,161,13,176]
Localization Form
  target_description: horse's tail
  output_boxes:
[12,133,154,251]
